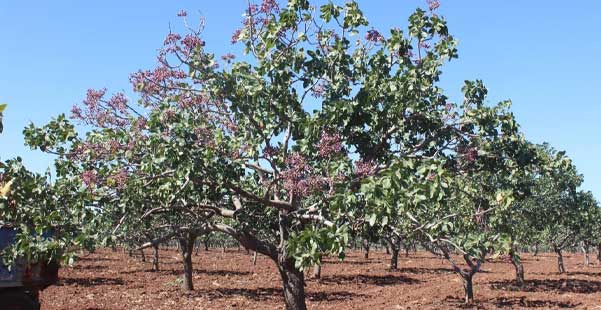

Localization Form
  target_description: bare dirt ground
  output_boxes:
[39,248,601,309]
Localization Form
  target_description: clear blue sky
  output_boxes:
[1,1,600,198]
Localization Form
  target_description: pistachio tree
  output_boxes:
[25,0,551,308]
[24,104,221,291]
[574,192,601,267]
[0,157,97,267]
[524,145,584,274]
[360,76,539,304]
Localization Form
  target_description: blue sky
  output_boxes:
[1,1,599,198]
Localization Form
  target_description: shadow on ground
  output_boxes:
[59,277,126,287]
[490,278,601,293]
[120,268,252,277]
[492,296,580,308]
[318,274,420,286]
[443,296,580,309]
[182,287,364,302]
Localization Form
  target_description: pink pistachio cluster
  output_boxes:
[193,127,216,148]
[281,153,326,198]
[231,29,243,44]
[70,141,119,161]
[259,0,278,13]
[110,169,129,188]
[354,160,377,177]
[427,0,440,11]
[130,67,187,97]
[71,89,130,128]
[107,93,128,113]
[232,0,282,45]
[81,170,97,187]
[317,131,343,157]
[181,34,205,50]
[426,172,437,181]
[365,29,384,43]
[311,81,327,98]
[221,53,236,63]
[419,41,431,49]
[262,144,280,158]
[457,146,478,164]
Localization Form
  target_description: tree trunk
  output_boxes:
[597,244,601,263]
[554,246,565,274]
[362,239,370,259]
[139,249,146,262]
[533,243,539,257]
[385,246,390,255]
[583,244,590,267]
[252,251,258,265]
[390,248,399,270]
[204,239,209,251]
[312,264,321,279]
[178,234,196,291]
[509,247,524,286]
[462,273,474,304]
[277,258,307,310]
[152,244,160,272]
[385,235,402,270]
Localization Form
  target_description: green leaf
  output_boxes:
[369,213,377,226]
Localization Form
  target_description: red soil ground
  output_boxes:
[39,248,601,309]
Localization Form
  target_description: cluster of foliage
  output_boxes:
[2,1,601,309]
[0,109,98,268]
[0,103,6,133]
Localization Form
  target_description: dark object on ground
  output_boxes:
[0,226,59,310]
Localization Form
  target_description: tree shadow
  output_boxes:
[322,259,380,265]
[319,274,419,286]
[567,270,601,276]
[443,295,581,309]
[70,264,108,271]
[78,256,119,262]
[59,277,125,287]
[441,296,484,309]
[395,267,454,275]
[493,296,580,308]
[187,287,364,303]
[490,279,601,293]
[188,287,282,302]
[307,291,366,302]
[121,268,252,277]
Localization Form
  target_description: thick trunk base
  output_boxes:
[179,234,196,291]
[312,264,321,279]
[510,248,525,287]
[152,245,160,272]
[390,249,399,270]
[462,274,474,304]
[362,239,370,260]
[277,259,307,310]
[556,250,565,274]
